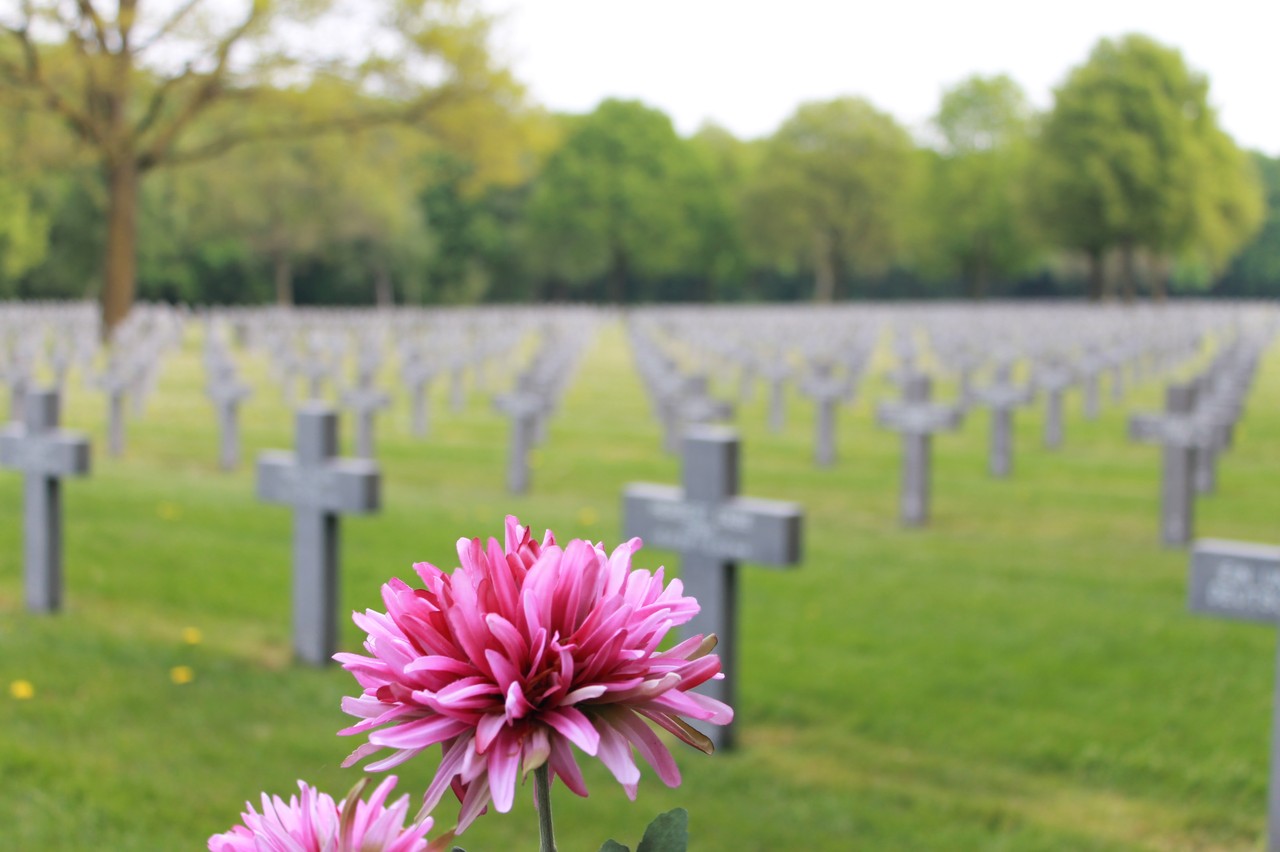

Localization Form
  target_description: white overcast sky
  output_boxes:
[478,0,1280,154]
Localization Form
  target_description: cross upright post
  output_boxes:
[1129,380,1200,547]
[0,388,91,612]
[1188,539,1280,851]
[623,427,803,751]
[257,405,380,665]
[876,374,963,526]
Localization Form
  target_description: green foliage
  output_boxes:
[1219,153,1280,295]
[1033,34,1264,298]
[522,99,734,302]
[743,97,920,300]
[599,808,689,851]
[916,75,1044,297]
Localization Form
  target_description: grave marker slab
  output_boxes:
[257,405,380,665]
[0,388,91,612]
[622,427,803,751]
[1188,539,1280,851]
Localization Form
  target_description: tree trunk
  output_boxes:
[1119,242,1138,303]
[1150,254,1170,302]
[101,159,140,340]
[607,245,628,303]
[972,250,990,300]
[812,229,836,303]
[1085,249,1104,301]
[373,259,394,308]
[273,252,294,306]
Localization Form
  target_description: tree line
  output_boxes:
[0,3,1275,337]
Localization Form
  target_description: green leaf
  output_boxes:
[597,841,630,852]
[636,808,689,852]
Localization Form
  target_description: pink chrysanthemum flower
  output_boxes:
[336,516,732,833]
[208,776,431,852]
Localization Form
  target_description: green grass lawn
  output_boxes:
[2,312,1278,851]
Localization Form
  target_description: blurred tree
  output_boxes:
[522,99,724,302]
[1033,34,1263,300]
[0,0,515,335]
[918,75,1043,297]
[743,97,919,301]
[1216,153,1280,296]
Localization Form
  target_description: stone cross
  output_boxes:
[493,391,544,494]
[0,388,91,612]
[401,358,439,438]
[757,357,792,433]
[798,363,856,468]
[208,379,252,471]
[340,385,391,459]
[876,374,963,526]
[1077,348,1108,420]
[969,364,1035,478]
[257,405,380,665]
[93,369,130,457]
[1188,538,1280,851]
[1034,361,1075,449]
[622,427,803,751]
[1129,381,1200,547]
[659,374,733,453]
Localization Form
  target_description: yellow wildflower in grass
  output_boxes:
[170,666,195,685]
[181,626,203,645]
[156,501,183,521]
[578,506,599,527]
[9,679,35,700]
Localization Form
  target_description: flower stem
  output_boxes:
[534,763,557,852]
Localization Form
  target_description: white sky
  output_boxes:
[480,0,1280,154]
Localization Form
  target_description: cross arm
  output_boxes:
[0,428,90,477]
[257,453,380,514]
[622,484,803,565]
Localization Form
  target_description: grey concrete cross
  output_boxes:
[1077,348,1109,420]
[207,378,252,471]
[257,405,380,665]
[93,369,130,457]
[659,374,733,453]
[0,388,91,612]
[798,363,856,468]
[969,364,1035,478]
[340,385,391,459]
[493,390,544,494]
[876,374,963,526]
[1129,381,1200,547]
[401,358,439,438]
[1034,361,1075,449]
[757,357,792,433]
[622,426,803,751]
[1188,539,1280,851]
